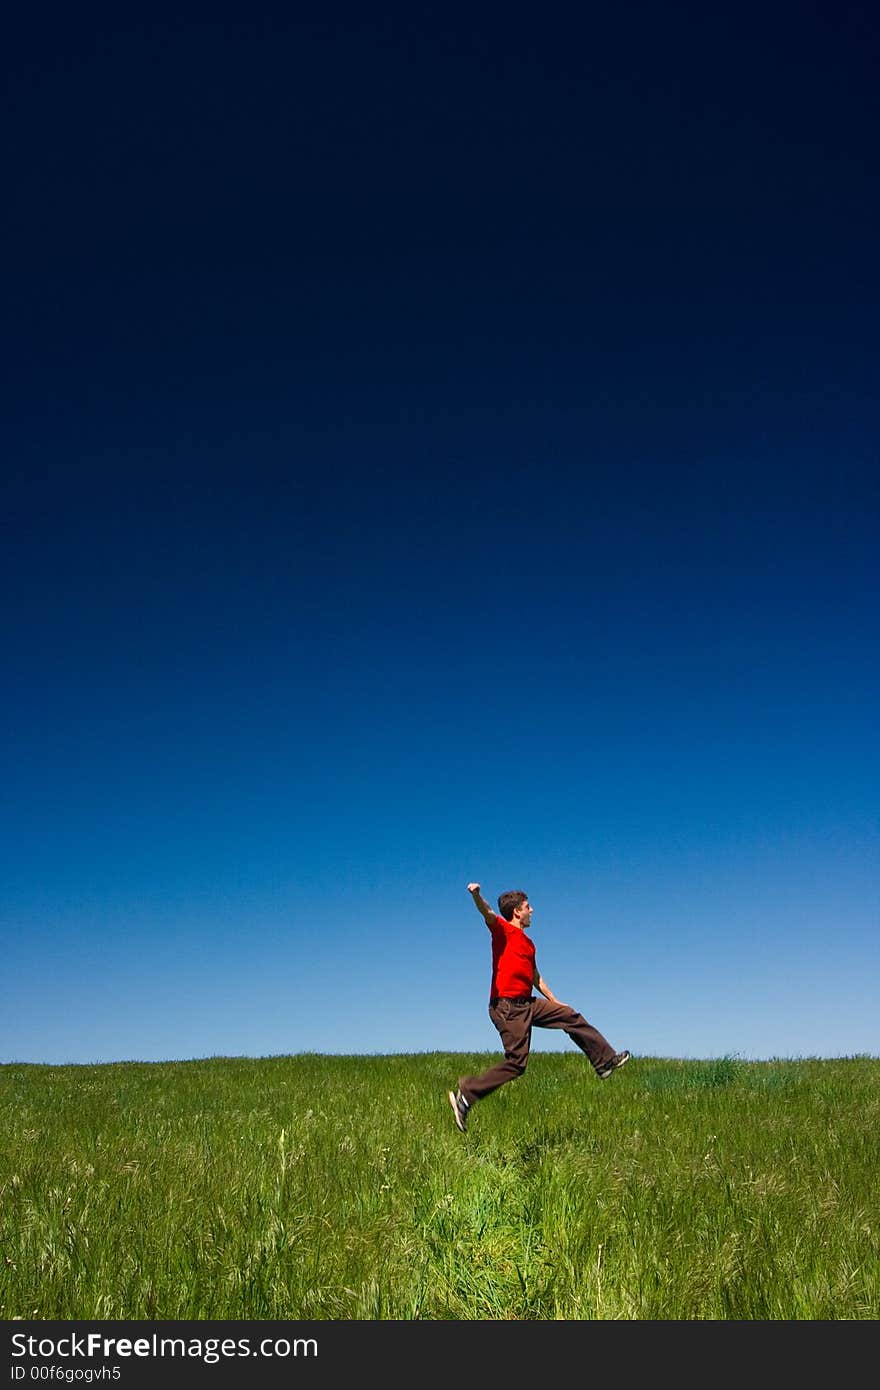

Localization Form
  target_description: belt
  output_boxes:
[490,995,533,1005]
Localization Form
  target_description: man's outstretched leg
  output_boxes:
[530,997,630,1078]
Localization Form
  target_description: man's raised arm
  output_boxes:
[467,882,496,925]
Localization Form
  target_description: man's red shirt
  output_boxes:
[487,914,536,999]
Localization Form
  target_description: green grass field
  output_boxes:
[2,1053,877,1320]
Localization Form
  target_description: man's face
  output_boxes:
[515,899,533,927]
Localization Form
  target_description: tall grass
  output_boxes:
[1,1054,877,1319]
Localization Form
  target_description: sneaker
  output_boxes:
[448,1088,470,1132]
[596,1050,630,1080]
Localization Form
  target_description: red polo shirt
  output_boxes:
[488,914,536,1000]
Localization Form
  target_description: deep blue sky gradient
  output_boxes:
[3,5,877,1062]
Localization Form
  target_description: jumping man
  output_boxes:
[448,883,630,1132]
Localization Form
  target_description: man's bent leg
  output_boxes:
[531,997,617,1072]
[459,999,533,1103]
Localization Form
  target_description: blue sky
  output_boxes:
[2,7,877,1064]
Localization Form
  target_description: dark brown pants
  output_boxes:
[459,996,617,1104]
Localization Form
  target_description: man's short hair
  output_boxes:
[498,890,528,922]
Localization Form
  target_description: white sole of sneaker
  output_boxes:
[598,1052,630,1080]
[448,1090,467,1132]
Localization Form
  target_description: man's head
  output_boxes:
[498,890,533,927]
